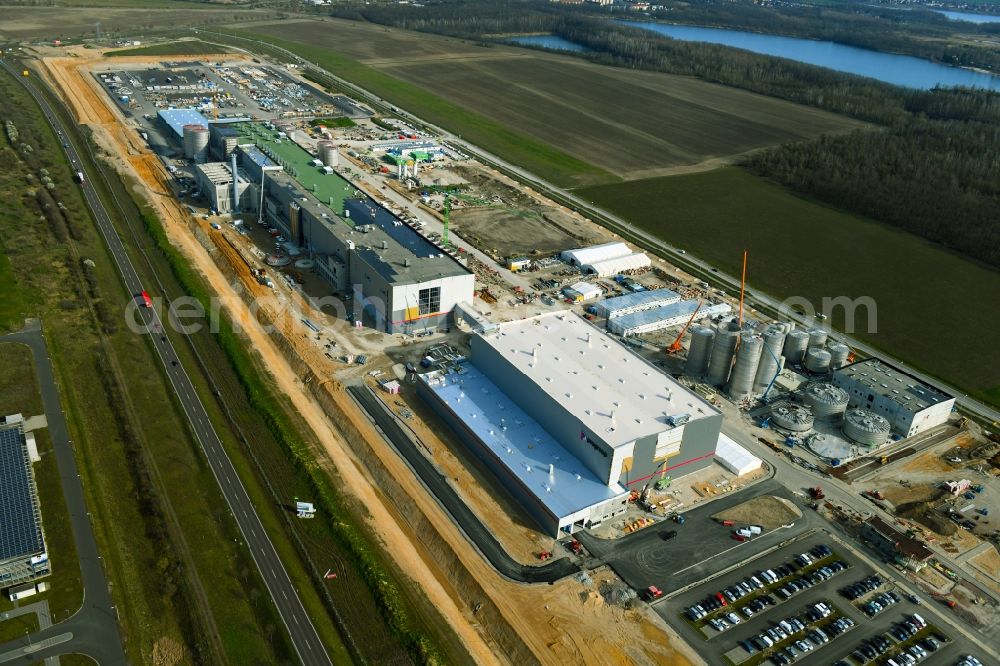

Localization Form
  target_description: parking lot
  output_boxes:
[653,532,985,666]
[577,480,824,592]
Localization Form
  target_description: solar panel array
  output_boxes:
[0,426,44,561]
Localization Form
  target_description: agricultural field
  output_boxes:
[241,19,862,183]
[577,167,1000,406]
[0,6,265,40]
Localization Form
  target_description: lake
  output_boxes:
[937,10,1000,23]
[509,34,590,53]
[622,21,1000,91]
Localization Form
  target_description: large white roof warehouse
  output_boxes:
[419,311,724,535]
[561,241,631,267]
[476,313,717,450]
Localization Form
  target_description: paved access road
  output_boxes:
[349,384,580,583]
[1,59,332,666]
[0,324,125,665]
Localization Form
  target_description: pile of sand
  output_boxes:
[712,495,802,529]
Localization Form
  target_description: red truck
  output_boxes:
[138,290,152,308]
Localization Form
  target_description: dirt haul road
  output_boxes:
[40,48,696,666]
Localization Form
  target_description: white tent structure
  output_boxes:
[561,242,631,267]
[715,432,762,476]
[585,253,651,277]
[564,281,602,302]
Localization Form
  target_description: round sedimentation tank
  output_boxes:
[770,401,814,432]
[843,408,891,447]
[800,382,849,421]
[808,328,828,350]
[182,124,209,163]
[265,253,291,267]
[685,325,715,378]
[753,325,787,394]
[707,319,740,387]
[318,140,339,168]
[804,348,832,373]
[828,343,850,370]
[728,335,763,399]
[783,329,810,363]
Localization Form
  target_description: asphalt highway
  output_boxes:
[1,59,332,666]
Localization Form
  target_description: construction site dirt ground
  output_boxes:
[39,46,700,665]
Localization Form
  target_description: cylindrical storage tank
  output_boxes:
[782,329,810,364]
[800,382,849,421]
[183,124,209,163]
[843,408,891,447]
[685,326,715,378]
[707,319,740,387]
[828,343,850,370]
[753,325,787,394]
[804,348,832,374]
[770,401,814,433]
[808,328,828,350]
[728,335,763,399]
[318,140,339,168]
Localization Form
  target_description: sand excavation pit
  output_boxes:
[712,495,802,530]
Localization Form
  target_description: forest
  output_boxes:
[327,0,1000,269]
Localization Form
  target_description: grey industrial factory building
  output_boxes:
[832,358,955,438]
[191,122,474,333]
[419,312,723,536]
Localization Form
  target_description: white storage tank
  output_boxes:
[843,408,891,447]
[182,124,209,163]
[808,328,828,350]
[800,382,849,421]
[804,348,832,374]
[753,325,786,394]
[318,140,339,168]
[685,325,715,378]
[728,335,763,399]
[770,401,814,433]
[783,329,810,364]
[707,319,740,387]
[828,342,851,370]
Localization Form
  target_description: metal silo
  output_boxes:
[828,342,850,370]
[685,325,715,378]
[782,329,810,363]
[843,408,891,447]
[808,328,828,350]
[707,319,740,387]
[183,124,209,163]
[753,325,786,394]
[800,382,849,421]
[770,401,814,433]
[804,348,832,374]
[318,140,339,168]
[728,335,763,399]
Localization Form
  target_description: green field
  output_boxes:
[0,344,42,416]
[577,168,1000,405]
[109,39,232,56]
[231,19,860,183]
[0,614,39,643]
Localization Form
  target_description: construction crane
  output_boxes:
[666,299,703,354]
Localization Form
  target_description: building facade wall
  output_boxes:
[470,335,618,484]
